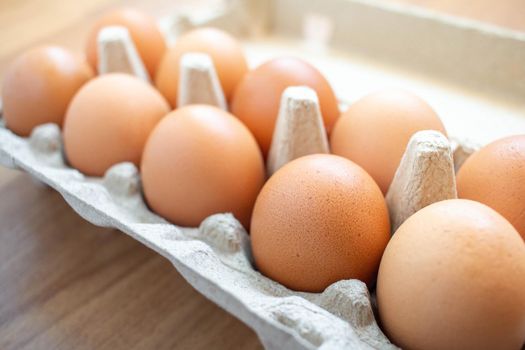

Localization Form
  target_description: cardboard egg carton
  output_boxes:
[0,126,397,350]
[1,0,525,349]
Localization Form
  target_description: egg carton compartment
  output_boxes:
[1,0,525,349]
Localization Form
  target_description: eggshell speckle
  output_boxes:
[2,46,93,136]
[141,105,265,228]
[457,135,525,240]
[231,57,340,156]
[155,28,248,106]
[250,154,390,292]
[85,7,166,77]
[330,89,446,193]
[377,199,525,350]
[63,73,169,176]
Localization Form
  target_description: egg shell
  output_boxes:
[155,27,248,106]
[141,105,265,229]
[377,199,525,350]
[457,135,525,240]
[2,46,93,136]
[63,73,169,176]
[85,7,166,77]
[330,89,446,194]
[230,57,340,156]
[250,154,391,292]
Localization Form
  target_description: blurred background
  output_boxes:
[391,0,525,32]
[1,0,524,79]
[0,0,524,80]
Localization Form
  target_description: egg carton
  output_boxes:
[0,103,457,350]
[2,0,525,349]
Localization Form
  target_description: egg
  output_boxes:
[2,46,93,136]
[250,154,390,292]
[377,199,525,350]
[155,27,248,106]
[457,135,525,240]
[330,89,446,193]
[63,73,169,176]
[231,57,340,156]
[85,7,166,77]
[141,105,265,228]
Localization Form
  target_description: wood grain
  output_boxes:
[0,172,263,350]
[0,1,522,349]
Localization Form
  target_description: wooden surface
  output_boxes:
[0,174,262,350]
[0,1,522,349]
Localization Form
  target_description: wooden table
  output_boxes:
[0,1,522,349]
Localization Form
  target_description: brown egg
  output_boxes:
[377,199,525,350]
[457,135,525,240]
[251,154,390,292]
[231,57,340,156]
[330,89,446,194]
[155,27,248,106]
[85,7,166,77]
[63,73,169,176]
[2,46,93,136]
[141,105,265,228]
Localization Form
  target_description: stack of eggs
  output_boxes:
[1,7,524,350]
